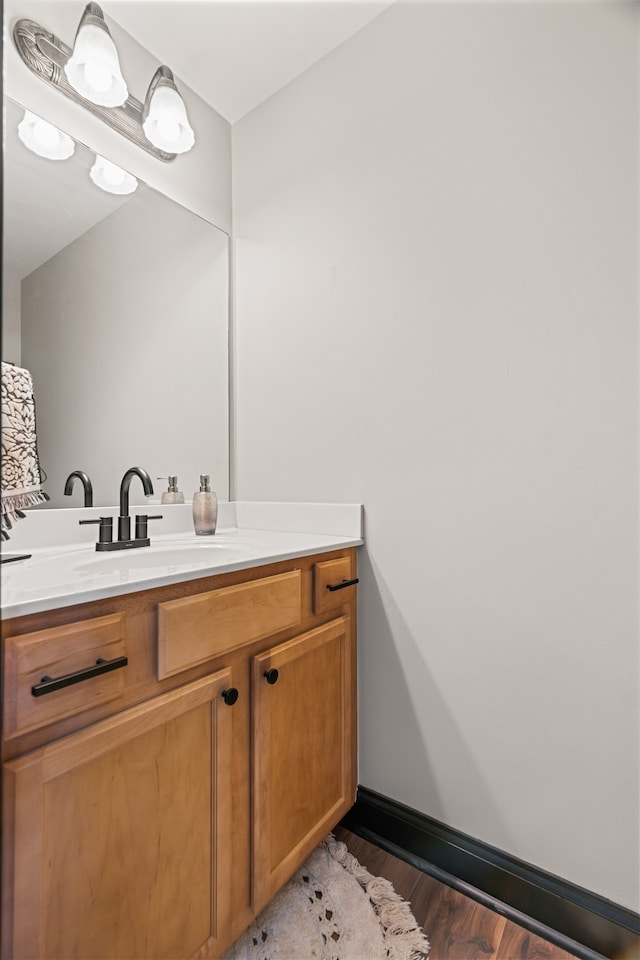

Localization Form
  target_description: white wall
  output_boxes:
[3,0,231,231]
[232,0,639,910]
[21,189,229,508]
[1,278,21,365]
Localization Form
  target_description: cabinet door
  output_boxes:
[3,671,235,960]
[252,616,356,908]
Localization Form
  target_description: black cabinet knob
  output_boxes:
[221,687,239,706]
[263,668,279,685]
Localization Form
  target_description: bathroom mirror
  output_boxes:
[2,96,229,509]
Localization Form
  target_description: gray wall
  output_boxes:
[2,278,21,365]
[232,1,639,909]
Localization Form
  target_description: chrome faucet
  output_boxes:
[64,470,93,507]
[79,466,162,551]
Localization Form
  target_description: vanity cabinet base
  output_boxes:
[1,549,358,960]
[252,616,356,912]
[3,672,234,960]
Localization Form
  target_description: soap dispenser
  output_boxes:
[157,476,185,504]
[192,475,217,535]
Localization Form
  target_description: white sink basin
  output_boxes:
[74,541,255,574]
[4,537,260,593]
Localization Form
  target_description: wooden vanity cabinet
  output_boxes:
[252,615,355,911]
[1,548,357,960]
[4,672,234,960]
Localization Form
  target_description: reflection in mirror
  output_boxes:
[2,96,229,509]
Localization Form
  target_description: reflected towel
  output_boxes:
[1,361,49,539]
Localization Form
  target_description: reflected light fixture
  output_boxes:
[143,66,195,154]
[13,10,196,162]
[90,155,138,195]
[17,110,75,160]
[64,3,128,107]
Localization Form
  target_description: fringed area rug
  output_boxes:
[223,834,430,960]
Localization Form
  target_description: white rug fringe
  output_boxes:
[324,835,430,960]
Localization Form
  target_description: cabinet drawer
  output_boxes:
[157,570,302,679]
[313,557,357,615]
[3,614,127,740]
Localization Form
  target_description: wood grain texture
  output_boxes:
[333,828,581,960]
[4,612,126,739]
[312,556,354,615]
[2,755,44,958]
[5,671,234,960]
[158,570,302,679]
[252,617,355,911]
[2,550,355,763]
[411,878,507,960]
[2,549,358,959]
[225,657,255,946]
[496,922,577,960]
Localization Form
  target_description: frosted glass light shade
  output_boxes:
[17,111,75,160]
[64,6,128,107]
[143,70,195,154]
[90,155,138,195]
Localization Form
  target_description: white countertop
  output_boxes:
[1,502,363,619]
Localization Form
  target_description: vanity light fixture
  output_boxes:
[143,67,195,154]
[13,9,196,162]
[90,154,138,195]
[64,2,128,108]
[17,110,75,160]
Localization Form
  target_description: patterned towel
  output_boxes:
[1,361,49,539]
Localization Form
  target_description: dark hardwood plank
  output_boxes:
[334,826,581,960]
[410,872,506,959]
[334,825,507,958]
[497,920,577,960]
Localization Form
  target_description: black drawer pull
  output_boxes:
[326,577,359,592]
[263,669,279,685]
[31,656,128,697]
[221,687,239,706]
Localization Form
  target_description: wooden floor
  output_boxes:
[333,826,580,960]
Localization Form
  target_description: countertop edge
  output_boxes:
[1,534,364,621]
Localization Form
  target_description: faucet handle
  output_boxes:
[79,517,113,544]
[134,514,163,541]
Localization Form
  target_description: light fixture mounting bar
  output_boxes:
[13,18,176,163]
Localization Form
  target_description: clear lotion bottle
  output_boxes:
[193,475,217,535]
